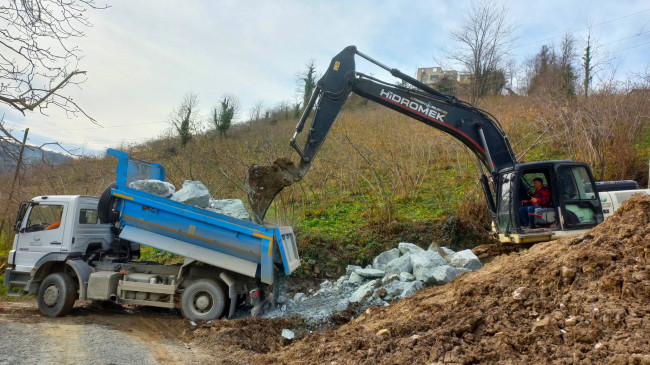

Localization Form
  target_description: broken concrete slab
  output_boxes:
[355,268,385,279]
[208,198,252,221]
[346,265,362,276]
[128,179,176,198]
[171,180,210,208]
[446,249,483,271]
[398,242,425,256]
[348,272,363,284]
[372,248,400,269]
[350,279,381,303]
[412,251,449,284]
[429,265,469,285]
[383,254,413,275]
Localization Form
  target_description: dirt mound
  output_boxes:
[260,194,650,364]
[183,316,306,359]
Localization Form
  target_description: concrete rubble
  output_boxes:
[171,180,211,208]
[129,179,253,221]
[128,179,176,198]
[207,198,252,221]
[262,242,484,325]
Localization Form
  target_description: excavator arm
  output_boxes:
[245,45,517,222]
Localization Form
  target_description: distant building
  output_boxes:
[459,73,472,85]
[417,67,459,89]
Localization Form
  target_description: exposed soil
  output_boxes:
[2,195,648,364]
[256,194,650,364]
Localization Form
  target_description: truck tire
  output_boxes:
[181,279,225,321]
[98,182,119,224]
[37,273,77,317]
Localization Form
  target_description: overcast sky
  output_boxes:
[2,0,649,155]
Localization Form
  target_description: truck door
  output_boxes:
[554,164,603,229]
[13,203,68,273]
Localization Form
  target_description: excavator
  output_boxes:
[245,45,606,244]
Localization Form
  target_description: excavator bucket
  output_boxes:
[245,157,302,223]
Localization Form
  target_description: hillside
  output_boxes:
[1,93,649,275]
[0,141,72,174]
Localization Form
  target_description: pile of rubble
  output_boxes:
[263,242,483,324]
[128,179,252,221]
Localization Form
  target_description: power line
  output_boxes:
[601,30,650,47]
[513,8,650,50]
[612,40,650,53]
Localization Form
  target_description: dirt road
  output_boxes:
[0,300,213,365]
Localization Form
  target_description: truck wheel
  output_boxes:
[181,280,225,321]
[37,273,77,317]
[98,182,119,224]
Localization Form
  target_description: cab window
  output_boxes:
[25,204,64,232]
[557,166,597,225]
[79,209,99,224]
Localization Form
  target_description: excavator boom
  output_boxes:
[245,45,517,223]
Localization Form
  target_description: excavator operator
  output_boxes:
[519,178,551,228]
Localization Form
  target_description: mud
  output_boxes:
[260,194,650,364]
[245,157,301,222]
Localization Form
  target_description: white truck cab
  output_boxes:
[8,196,114,274]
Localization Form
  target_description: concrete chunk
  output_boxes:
[128,179,176,198]
[446,249,483,271]
[354,268,385,278]
[208,198,252,221]
[171,180,210,208]
[429,265,469,285]
[348,272,363,284]
[281,329,295,340]
[372,248,400,269]
[384,254,413,275]
[350,279,381,303]
[398,242,424,256]
[411,250,447,283]
[346,265,362,276]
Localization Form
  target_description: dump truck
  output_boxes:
[4,149,300,320]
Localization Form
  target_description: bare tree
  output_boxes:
[446,0,516,104]
[169,93,200,147]
[0,0,104,120]
[248,100,264,127]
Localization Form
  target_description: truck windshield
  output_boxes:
[26,204,64,231]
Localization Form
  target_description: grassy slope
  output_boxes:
[1,94,648,278]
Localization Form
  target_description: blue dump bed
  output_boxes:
[107,149,300,285]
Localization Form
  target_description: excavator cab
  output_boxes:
[494,161,604,243]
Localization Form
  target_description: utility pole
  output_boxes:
[0,128,29,243]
